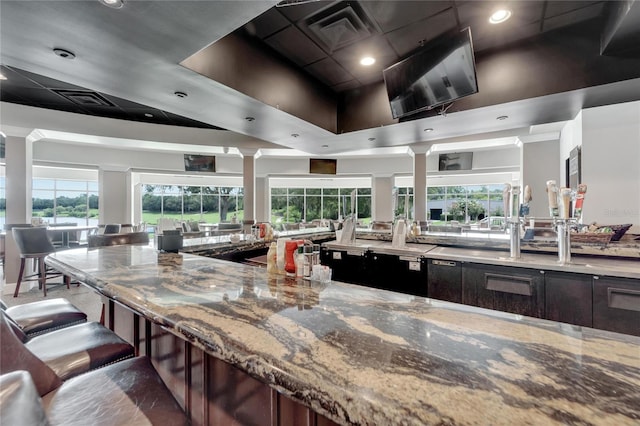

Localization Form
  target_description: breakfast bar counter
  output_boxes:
[46,245,640,425]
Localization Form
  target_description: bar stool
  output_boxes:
[0,298,87,337]
[12,227,67,297]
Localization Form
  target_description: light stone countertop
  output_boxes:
[323,239,640,280]
[46,245,640,426]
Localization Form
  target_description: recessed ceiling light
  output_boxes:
[100,0,124,9]
[424,128,434,132]
[245,116,255,122]
[360,56,375,66]
[489,9,511,24]
[0,73,6,81]
[144,113,153,118]
[368,137,376,141]
[497,115,509,120]
[53,48,75,59]
[174,91,188,98]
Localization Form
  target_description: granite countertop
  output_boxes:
[356,230,640,259]
[181,228,335,254]
[426,246,640,279]
[46,246,640,425]
[323,239,640,280]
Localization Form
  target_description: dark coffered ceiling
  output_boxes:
[1,0,639,155]
[0,65,223,130]
[239,0,606,92]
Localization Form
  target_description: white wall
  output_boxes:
[581,101,640,232]
[34,141,244,174]
[426,146,520,171]
[522,139,561,217]
[559,111,583,182]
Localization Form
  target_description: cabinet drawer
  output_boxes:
[485,273,533,296]
[594,277,640,336]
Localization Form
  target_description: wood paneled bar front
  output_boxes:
[46,245,640,426]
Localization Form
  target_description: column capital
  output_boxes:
[408,143,434,156]
[238,148,259,158]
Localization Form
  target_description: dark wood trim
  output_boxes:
[107,300,339,426]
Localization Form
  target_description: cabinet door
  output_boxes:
[427,259,462,303]
[463,264,545,318]
[593,276,640,336]
[320,248,368,285]
[544,271,592,327]
[369,254,427,296]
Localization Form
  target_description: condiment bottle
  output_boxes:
[284,240,301,276]
[295,246,305,277]
[266,242,277,274]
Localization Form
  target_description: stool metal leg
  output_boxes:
[38,257,47,297]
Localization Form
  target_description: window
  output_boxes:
[31,178,99,226]
[141,184,243,225]
[270,187,371,225]
[427,185,505,223]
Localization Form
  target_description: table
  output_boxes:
[47,225,98,248]
[46,245,640,426]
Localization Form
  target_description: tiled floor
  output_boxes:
[1,274,103,323]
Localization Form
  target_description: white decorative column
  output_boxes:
[240,149,257,232]
[4,134,33,286]
[255,176,269,223]
[99,166,133,225]
[410,146,428,222]
[372,173,394,222]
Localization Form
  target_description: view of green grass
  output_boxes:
[141,211,244,226]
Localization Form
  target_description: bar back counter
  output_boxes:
[46,245,640,426]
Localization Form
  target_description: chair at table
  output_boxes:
[103,224,121,234]
[12,227,68,298]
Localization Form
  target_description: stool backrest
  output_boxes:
[87,231,150,248]
[11,227,55,257]
[103,224,122,234]
[0,311,62,396]
[0,371,50,426]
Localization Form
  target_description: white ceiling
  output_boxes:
[0,1,637,157]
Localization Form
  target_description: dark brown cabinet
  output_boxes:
[320,247,369,285]
[427,259,462,303]
[368,253,428,296]
[544,271,593,327]
[462,264,545,318]
[593,276,640,336]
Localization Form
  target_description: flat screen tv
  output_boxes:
[438,152,473,171]
[309,158,337,175]
[184,154,215,172]
[383,27,478,119]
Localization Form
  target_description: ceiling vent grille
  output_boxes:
[303,1,378,53]
[53,89,116,107]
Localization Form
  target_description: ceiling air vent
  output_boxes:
[302,1,379,53]
[53,89,116,107]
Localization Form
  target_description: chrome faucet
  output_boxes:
[554,218,576,264]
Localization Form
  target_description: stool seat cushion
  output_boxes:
[26,322,134,381]
[4,298,87,337]
[0,371,50,426]
[42,356,188,426]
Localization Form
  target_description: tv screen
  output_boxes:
[184,154,215,172]
[438,152,473,171]
[383,27,478,119]
[309,158,337,175]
